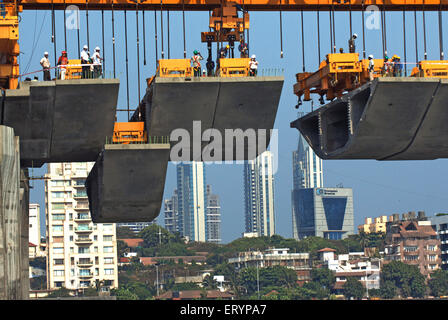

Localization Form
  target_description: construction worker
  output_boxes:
[57,50,69,80]
[40,52,51,81]
[238,42,249,58]
[382,56,391,76]
[393,56,403,77]
[249,54,258,76]
[191,50,203,77]
[206,57,215,77]
[339,48,344,54]
[368,55,375,81]
[80,45,90,79]
[92,47,103,78]
[219,45,229,58]
[348,33,357,53]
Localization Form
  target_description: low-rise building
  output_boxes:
[384,217,441,277]
[358,215,391,234]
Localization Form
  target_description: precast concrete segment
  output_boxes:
[0,126,23,299]
[86,143,170,223]
[3,79,119,167]
[291,78,446,160]
[147,76,284,161]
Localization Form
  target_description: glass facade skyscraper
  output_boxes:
[244,151,276,237]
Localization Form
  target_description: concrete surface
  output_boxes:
[0,126,28,299]
[86,143,171,223]
[145,76,284,161]
[3,79,119,167]
[291,78,448,160]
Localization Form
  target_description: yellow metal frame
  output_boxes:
[113,122,147,144]
[418,60,448,79]
[158,59,192,77]
[65,59,83,80]
[0,1,20,89]
[219,58,250,77]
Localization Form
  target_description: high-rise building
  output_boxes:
[117,222,154,234]
[176,161,207,242]
[292,134,324,240]
[293,187,354,240]
[244,151,275,237]
[164,189,178,234]
[45,162,118,293]
[29,203,41,247]
[429,214,448,270]
[206,185,221,244]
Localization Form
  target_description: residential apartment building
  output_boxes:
[358,215,392,234]
[293,187,354,240]
[45,162,118,293]
[244,151,275,237]
[206,185,221,244]
[384,216,441,277]
[429,214,448,270]
[164,189,179,235]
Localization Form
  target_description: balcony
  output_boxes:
[78,272,93,278]
[74,214,90,221]
[74,192,88,199]
[75,237,93,244]
[74,204,90,211]
[75,227,93,233]
[73,181,86,188]
[77,260,93,267]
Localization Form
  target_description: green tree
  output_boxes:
[343,277,365,300]
[138,224,172,248]
[379,280,397,299]
[112,287,139,300]
[310,268,335,290]
[381,261,427,298]
[46,286,72,298]
[116,226,137,239]
[428,269,448,297]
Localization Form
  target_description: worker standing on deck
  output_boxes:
[393,56,403,77]
[206,57,215,77]
[239,42,249,58]
[80,45,90,79]
[249,54,258,76]
[368,55,375,81]
[92,47,103,78]
[191,50,203,77]
[57,51,69,80]
[40,52,51,81]
[348,34,357,53]
[382,56,391,76]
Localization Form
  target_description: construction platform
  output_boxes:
[139,76,284,161]
[85,143,171,223]
[291,77,448,160]
[3,79,119,167]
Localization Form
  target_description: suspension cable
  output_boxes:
[102,9,105,73]
[361,0,366,59]
[143,9,147,65]
[63,0,67,52]
[332,3,336,53]
[154,10,158,64]
[111,1,116,78]
[381,7,385,56]
[51,0,56,76]
[182,0,186,58]
[349,0,352,39]
[403,9,407,76]
[438,2,444,60]
[301,10,305,72]
[414,10,419,62]
[124,10,130,120]
[329,10,333,53]
[317,7,321,62]
[160,0,164,59]
[279,0,283,58]
[422,1,427,60]
[383,4,388,56]
[86,0,90,50]
[167,10,170,59]
[136,1,141,102]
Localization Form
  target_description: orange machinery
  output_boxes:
[411,60,448,78]
[112,122,147,144]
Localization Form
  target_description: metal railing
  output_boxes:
[105,135,170,145]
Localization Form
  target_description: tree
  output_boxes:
[379,280,397,299]
[116,226,137,239]
[112,287,139,300]
[381,261,427,298]
[46,286,72,298]
[202,275,218,289]
[138,224,172,248]
[310,268,335,290]
[428,269,448,297]
[343,277,365,300]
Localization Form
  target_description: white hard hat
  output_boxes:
[95,46,100,51]
[83,45,88,49]
[353,33,358,38]
[44,51,48,55]
[368,54,373,59]
[251,54,256,59]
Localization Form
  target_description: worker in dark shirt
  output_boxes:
[348,34,357,53]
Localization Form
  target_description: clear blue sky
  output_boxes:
[22,8,448,243]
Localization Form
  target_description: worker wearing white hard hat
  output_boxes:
[249,54,258,77]
[92,46,103,78]
[40,52,51,81]
[368,55,375,81]
[80,45,90,79]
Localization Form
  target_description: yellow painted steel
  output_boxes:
[65,59,83,80]
[0,1,20,89]
[158,59,192,77]
[219,58,250,77]
[113,122,147,144]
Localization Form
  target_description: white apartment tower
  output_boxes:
[29,203,41,247]
[45,162,118,293]
[244,151,276,237]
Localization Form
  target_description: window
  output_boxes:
[103,224,113,232]
[78,247,90,254]
[52,214,65,221]
[50,180,70,187]
[54,281,64,288]
[404,246,418,252]
[103,235,113,242]
[52,225,63,232]
[53,236,64,243]
[53,270,64,277]
[427,245,436,251]
[69,236,73,241]
[52,203,65,210]
[405,255,418,261]
[79,269,91,276]
[76,224,91,231]
[428,255,437,262]
[104,257,114,264]
[52,191,71,198]
[53,247,64,255]
[104,269,114,275]
[70,247,74,254]
[54,259,64,265]
[103,246,113,253]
